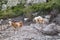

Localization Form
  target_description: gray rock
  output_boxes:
[0,23,60,40]
[56,39,60,40]
[2,4,7,10]
[42,23,58,35]
[53,14,60,25]
[56,25,60,33]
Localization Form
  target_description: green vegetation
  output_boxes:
[0,4,25,19]
[0,0,60,19]
[25,0,60,15]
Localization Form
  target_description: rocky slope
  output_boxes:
[0,23,60,40]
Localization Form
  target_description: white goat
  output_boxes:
[33,15,51,24]
[33,16,44,23]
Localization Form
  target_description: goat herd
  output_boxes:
[12,15,51,27]
[0,14,60,36]
[0,15,51,31]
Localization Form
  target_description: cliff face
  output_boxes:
[28,0,46,4]
[1,0,46,10]
[7,0,46,7]
[7,0,19,7]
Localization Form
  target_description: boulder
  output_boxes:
[56,25,60,33]
[42,23,58,35]
[49,8,59,23]
[53,14,60,25]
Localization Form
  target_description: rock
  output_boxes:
[26,0,46,5]
[49,8,59,23]
[32,12,38,16]
[43,15,51,24]
[0,21,60,40]
[2,4,7,10]
[4,38,9,40]
[58,33,60,36]
[43,18,49,24]
[57,39,60,40]
[56,25,60,33]
[44,15,51,19]
[53,14,60,25]
[7,0,19,7]
[42,23,58,35]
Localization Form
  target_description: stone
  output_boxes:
[2,4,7,10]
[53,14,60,25]
[42,23,58,35]
[56,25,60,33]
[7,0,19,7]
[0,21,60,40]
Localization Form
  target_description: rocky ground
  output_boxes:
[0,23,60,40]
[0,15,60,40]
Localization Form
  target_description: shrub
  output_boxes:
[0,4,25,19]
[0,0,60,19]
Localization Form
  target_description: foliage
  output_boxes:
[24,0,60,15]
[0,0,7,10]
[0,4,25,19]
[0,0,60,19]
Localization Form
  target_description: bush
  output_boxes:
[0,4,25,19]
[0,0,60,19]
[25,0,60,15]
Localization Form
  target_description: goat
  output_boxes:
[8,19,23,29]
[33,16,44,24]
[33,15,51,24]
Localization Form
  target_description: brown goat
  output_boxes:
[9,21,23,29]
[38,18,44,24]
